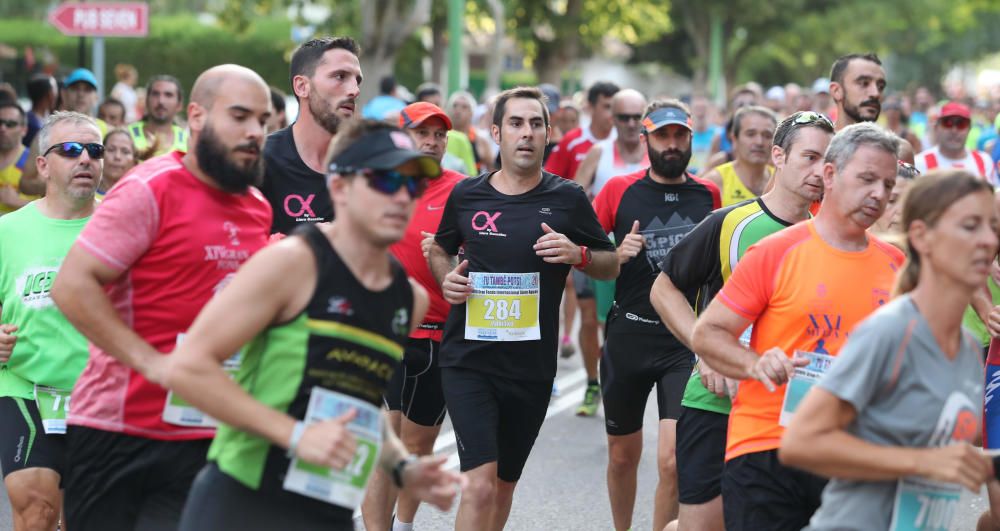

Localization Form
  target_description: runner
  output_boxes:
[127,75,188,157]
[572,88,650,416]
[915,102,996,182]
[49,64,273,531]
[654,110,834,531]
[24,74,58,148]
[871,161,920,234]
[690,123,904,530]
[702,105,777,207]
[0,111,101,531]
[428,86,618,530]
[96,128,138,201]
[262,37,362,235]
[61,69,105,134]
[159,119,461,531]
[591,100,720,531]
[781,169,1000,531]
[689,95,720,175]
[829,53,886,131]
[361,102,466,531]
[0,100,33,214]
[544,81,619,181]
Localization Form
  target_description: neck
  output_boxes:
[834,111,855,132]
[590,122,612,140]
[492,167,542,194]
[35,191,94,220]
[939,144,966,160]
[292,114,334,174]
[0,145,20,163]
[759,182,812,224]
[617,137,643,158]
[812,206,870,251]
[98,175,120,193]
[733,158,769,192]
[325,221,392,290]
[648,168,686,186]
[454,119,470,132]
[181,151,225,192]
[909,276,972,358]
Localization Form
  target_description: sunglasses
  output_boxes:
[0,119,21,129]
[615,113,643,123]
[792,111,834,128]
[939,117,970,130]
[43,142,104,159]
[359,168,428,199]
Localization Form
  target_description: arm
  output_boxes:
[18,142,44,196]
[428,242,471,305]
[0,187,29,210]
[779,387,992,491]
[533,222,618,280]
[407,278,430,334]
[377,409,464,510]
[651,272,696,349]
[701,167,723,190]
[573,146,602,196]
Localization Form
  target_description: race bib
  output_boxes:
[162,333,243,428]
[889,476,961,531]
[34,385,71,435]
[465,272,540,341]
[738,325,753,347]
[779,350,834,427]
[283,387,383,508]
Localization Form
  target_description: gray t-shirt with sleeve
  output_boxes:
[806,295,984,531]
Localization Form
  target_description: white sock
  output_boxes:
[392,519,414,531]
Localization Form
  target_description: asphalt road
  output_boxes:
[0,356,991,530]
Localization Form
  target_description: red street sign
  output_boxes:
[48,2,149,37]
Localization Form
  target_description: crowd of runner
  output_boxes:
[2,35,1000,531]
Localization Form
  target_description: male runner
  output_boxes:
[571,88,650,416]
[161,120,461,530]
[592,100,719,531]
[544,81,619,181]
[362,102,466,531]
[915,101,995,181]
[127,75,188,156]
[263,36,362,234]
[428,86,618,531]
[24,74,58,147]
[654,111,835,531]
[702,105,777,207]
[50,64,274,530]
[690,123,904,530]
[829,53,886,132]
[0,111,102,531]
[0,101,32,214]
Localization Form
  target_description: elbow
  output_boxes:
[777,434,806,468]
[690,320,709,357]
[778,425,822,473]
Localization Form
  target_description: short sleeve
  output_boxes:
[568,185,615,252]
[660,212,723,291]
[434,181,465,255]
[591,180,619,234]
[76,177,159,272]
[715,240,777,321]
[818,311,901,412]
[543,139,570,179]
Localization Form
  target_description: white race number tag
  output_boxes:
[465,272,541,341]
[779,350,834,427]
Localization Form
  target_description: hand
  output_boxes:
[268,232,287,244]
[533,223,581,265]
[699,360,737,398]
[442,260,473,304]
[401,454,468,511]
[748,348,808,392]
[294,409,358,469]
[0,324,17,362]
[989,305,1000,338]
[421,231,435,259]
[617,220,644,264]
[916,443,993,492]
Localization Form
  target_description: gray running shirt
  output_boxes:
[806,295,984,531]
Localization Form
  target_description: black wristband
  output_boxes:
[392,455,417,488]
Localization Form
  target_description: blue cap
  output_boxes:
[642,106,692,133]
[64,68,98,90]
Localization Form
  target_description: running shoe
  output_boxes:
[575,384,601,416]
[559,335,576,358]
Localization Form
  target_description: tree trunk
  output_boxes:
[485,0,504,96]
[358,0,433,105]
[429,6,446,87]
[532,0,582,86]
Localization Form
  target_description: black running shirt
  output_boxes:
[592,169,720,335]
[435,171,615,381]
[261,126,333,235]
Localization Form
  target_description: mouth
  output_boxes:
[234,145,260,157]
[72,171,95,183]
[861,205,881,218]
[515,145,535,155]
[338,101,356,114]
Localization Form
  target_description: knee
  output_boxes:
[658,446,678,478]
[12,492,59,529]
[607,442,641,472]
[462,475,497,508]
[580,309,599,328]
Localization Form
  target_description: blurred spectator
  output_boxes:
[98,98,127,128]
[267,85,288,133]
[362,75,406,120]
[25,74,58,147]
[110,63,139,122]
[416,82,443,107]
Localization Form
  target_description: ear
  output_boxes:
[907,218,931,256]
[327,174,350,205]
[829,81,843,105]
[545,124,552,144]
[35,155,49,182]
[771,144,785,171]
[491,124,501,145]
[822,161,836,190]
[187,102,206,134]
[292,75,310,100]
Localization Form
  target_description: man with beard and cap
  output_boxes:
[591,99,720,531]
[128,75,188,157]
[49,63,273,531]
[915,101,995,182]
[702,105,777,207]
[829,53,886,132]
[263,36,362,235]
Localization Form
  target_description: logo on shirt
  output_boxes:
[539,207,552,216]
[17,267,59,308]
[872,288,889,307]
[327,296,355,316]
[806,313,842,339]
[392,308,409,336]
[283,194,321,221]
[641,214,696,271]
[203,246,250,270]
[427,205,445,211]
[930,392,980,446]
[471,211,506,237]
[223,221,241,246]
[664,193,679,202]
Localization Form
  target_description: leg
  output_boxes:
[135,438,210,531]
[577,297,600,381]
[654,419,679,530]
[492,479,517,531]
[454,462,499,531]
[362,409,403,531]
[561,274,578,357]
[394,417,444,523]
[494,376,551,530]
[676,497,724,531]
[5,469,61,531]
[675,406,728,531]
[606,432,643,531]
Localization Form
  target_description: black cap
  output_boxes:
[329,129,441,179]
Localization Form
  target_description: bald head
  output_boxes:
[190,64,270,110]
[611,89,647,145]
[612,89,647,113]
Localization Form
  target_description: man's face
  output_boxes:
[0,107,25,151]
[834,59,886,123]
[407,116,449,163]
[734,113,775,165]
[98,103,125,127]
[646,124,692,179]
[492,97,549,172]
[555,107,579,135]
[824,144,897,229]
[915,88,934,110]
[773,126,831,203]
[691,97,709,121]
[450,98,473,128]
[146,80,183,124]
[334,158,422,247]
[591,94,615,131]
[190,77,272,193]
[37,121,102,200]
[731,91,757,110]
[612,95,646,145]
[64,82,98,115]
[935,116,971,153]
[298,48,363,134]
[421,93,443,107]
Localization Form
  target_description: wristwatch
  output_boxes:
[392,454,419,488]
[574,245,592,270]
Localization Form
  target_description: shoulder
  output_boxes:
[688,173,721,194]
[543,171,586,195]
[853,296,918,342]
[603,169,645,191]
[748,221,812,259]
[869,234,906,265]
[126,153,186,189]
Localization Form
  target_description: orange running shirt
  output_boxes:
[716,220,904,461]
